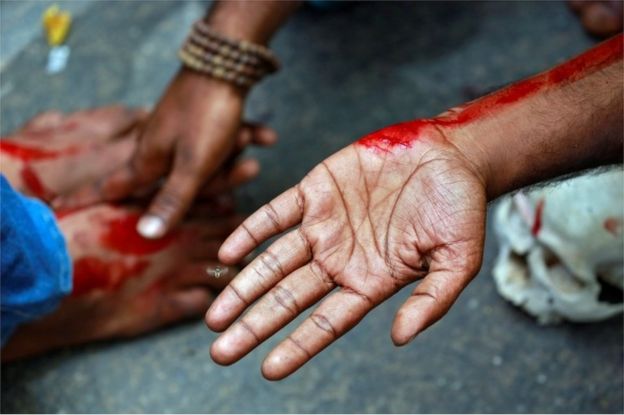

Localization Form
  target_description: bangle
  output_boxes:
[179,20,280,89]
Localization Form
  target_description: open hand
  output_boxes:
[206,120,487,379]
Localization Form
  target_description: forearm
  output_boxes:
[205,0,301,44]
[448,35,623,200]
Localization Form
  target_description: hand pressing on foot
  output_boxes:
[51,74,280,240]
[0,105,275,360]
[205,36,623,379]
[2,202,242,361]
[1,105,276,204]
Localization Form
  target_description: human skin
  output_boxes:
[1,106,278,203]
[1,203,241,361]
[52,0,302,239]
[205,35,623,380]
[0,106,275,360]
[568,0,623,38]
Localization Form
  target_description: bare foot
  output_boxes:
[2,203,242,360]
[568,0,623,38]
[0,105,276,203]
[0,105,275,360]
[0,106,145,201]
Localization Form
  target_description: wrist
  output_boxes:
[204,7,270,45]
[177,67,247,98]
[438,120,498,200]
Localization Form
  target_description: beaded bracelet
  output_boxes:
[179,20,280,89]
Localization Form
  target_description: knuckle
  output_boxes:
[310,313,337,337]
[262,202,282,231]
[286,334,312,358]
[251,264,273,291]
[271,286,299,315]
[152,186,191,218]
[238,319,261,342]
[258,250,284,279]
[241,223,260,245]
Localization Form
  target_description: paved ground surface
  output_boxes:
[1,1,622,413]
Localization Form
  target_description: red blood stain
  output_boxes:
[357,35,623,150]
[531,199,545,236]
[0,141,81,161]
[71,256,149,296]
[603,217,621,236]
[100,213,176,256]
[436,34,623,128]
[20,165,54,200]
[357,120,436,151]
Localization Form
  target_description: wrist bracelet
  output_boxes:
[179,20,280,89]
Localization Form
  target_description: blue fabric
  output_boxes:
[1,176,72,345]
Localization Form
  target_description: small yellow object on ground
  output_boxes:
[42,4,72,46]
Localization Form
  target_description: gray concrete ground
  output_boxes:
[1,1,622,413]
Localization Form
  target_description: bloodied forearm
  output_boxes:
[445,35,623,200]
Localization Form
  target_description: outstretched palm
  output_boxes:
[206,121,487,380]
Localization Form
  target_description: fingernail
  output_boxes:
[137,215,166,239]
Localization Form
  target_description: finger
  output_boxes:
[210,260,334,365]
[199,158,260,198]
[391,266,472,346]
[136,150,207,239]
[242,122,277,147]
[207,228,312,331]
[261,287,374,380]
[218,185,305,264]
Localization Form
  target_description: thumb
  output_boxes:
[391,262,476,346]
[136,152,209,239]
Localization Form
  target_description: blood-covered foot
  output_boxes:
[569,0,623,38]
[0,105,276,203]
[0,106,146,201]
[2,203,242,360]
[0,105,276,360]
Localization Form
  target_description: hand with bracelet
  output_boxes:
[206,36,623,379]
[53,1,301,239]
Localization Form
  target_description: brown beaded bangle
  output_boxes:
[179,20,280,89]
[178,48,256,87]
[194,20,279,71]
[182,43,266,79]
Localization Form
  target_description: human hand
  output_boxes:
[205,36,623,380]
[2,201,242,360]
[205,120,487,379]
[51,70,276,239]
